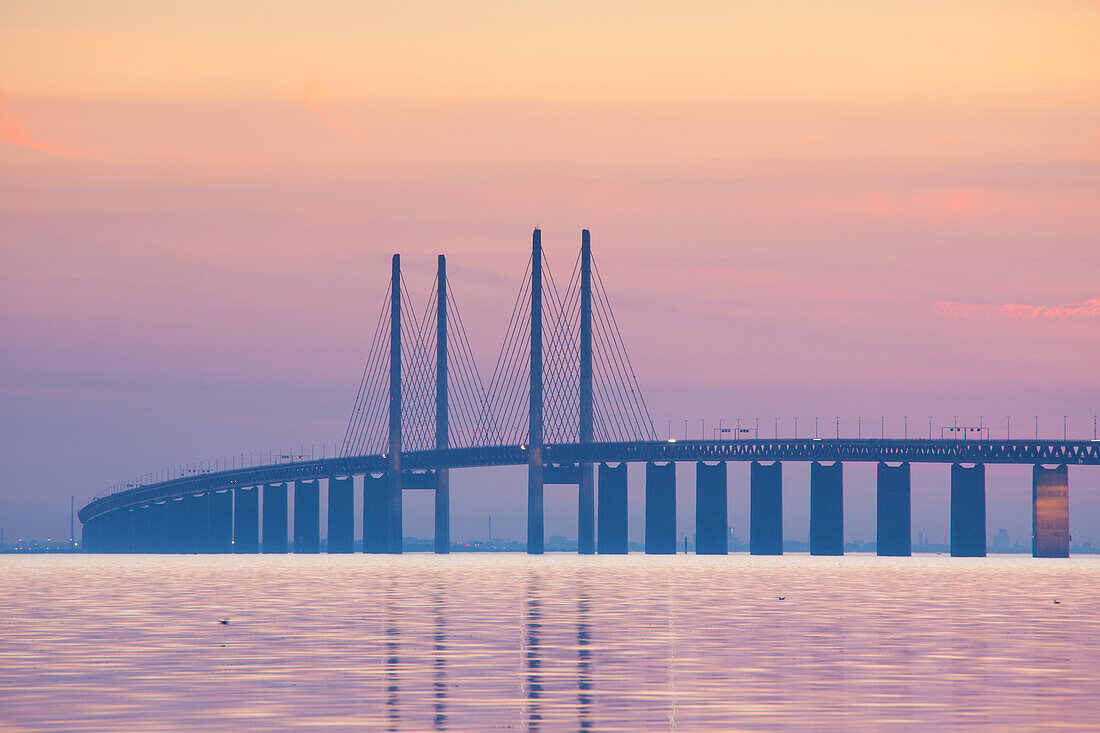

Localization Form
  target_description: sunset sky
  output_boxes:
[2,1,1098,543]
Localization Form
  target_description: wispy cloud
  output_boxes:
[0,94,100,159]
[297,84,368,146]
[935,298,1100,319]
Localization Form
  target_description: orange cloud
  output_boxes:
[0,94,99,159]
[298,85,368,146]
[935,298,1100,319]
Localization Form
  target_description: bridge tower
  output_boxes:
[528,229,544,554]
[388,253,403,553]
[435,254,450,553]
[578,230,595,554]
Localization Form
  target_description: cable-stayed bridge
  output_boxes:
[79,230,1100,558]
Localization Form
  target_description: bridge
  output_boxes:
[79,230,1100,558]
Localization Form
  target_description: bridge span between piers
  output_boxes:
[79,229,1098,559]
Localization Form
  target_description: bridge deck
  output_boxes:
[79,438,1100,523]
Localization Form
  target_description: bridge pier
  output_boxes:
[750,461,783,555]
[151,500,170,553]
[262,483,288,553]
[435,470,450,554]
[210,490,233,553]
[167,497,188,553]
[528,462,544,554]
[327,477,354,553]
[645,462,676,553]
[810,461,843,555]
[579,465,595,555]
[364,473,390,553]
[597,463,628,554]
[80,515,95,551]
[1033,464,1069,558]
[876,462,911,556]
[294,480,321,553]
[133,505,151,553]
[950,464,986,557]
[234,486,259,553]
[125,509,139,552]
[111,510,133,550]
[696,462,728,554]
[182,494,205,553]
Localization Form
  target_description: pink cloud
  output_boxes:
[0,94,100,159]
[935,298,1100,319]
[297,85,369,146]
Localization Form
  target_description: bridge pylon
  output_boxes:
[528,229,544,554]
[578,230,595,554]
[387,253,403,553]
[435,254,450,553]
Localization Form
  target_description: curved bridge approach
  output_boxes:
[80,230,1098,558]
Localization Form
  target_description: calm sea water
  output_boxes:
[2,554,1098,732]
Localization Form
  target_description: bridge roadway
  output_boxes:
[79,437,1097,559]
[78,438,1100,522]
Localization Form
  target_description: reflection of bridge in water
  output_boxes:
[79,230,1099,558]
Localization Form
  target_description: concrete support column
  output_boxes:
[527,228,544,555]
[435,471,450,554]
[645,462,676,554]
[134,505,152,553]
[151,501,170,553]
[262,483,288,554]
[119,508,137,553]
[750,461,783,555]
[597,462,628,554]
[294,480,321,554]
[950,463,986,557]
[876,462,911,557]
[527,463,544,555]
[81,516,99,552]
[209,490,233,553]
[810,461,843,556]
[183,494,208,553]
[234,487,259,553]
[327,477,354,553]
[363,473,389,553]
[578,466,595,555]
[105,511,119,552]
[1033,464,1069,558]
[696,462,728,555]
[166,498,187,553]
[99,514,112,552]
